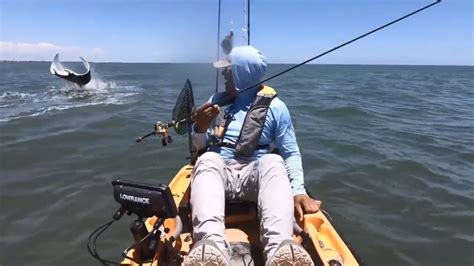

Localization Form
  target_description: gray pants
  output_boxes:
[190,152,294,260]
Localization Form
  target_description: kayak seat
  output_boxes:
[225,201,264,265]
[225,200,258,224]
[176,200,258,230]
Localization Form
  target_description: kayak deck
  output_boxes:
[121,165,359,266]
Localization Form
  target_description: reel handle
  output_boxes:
[135,131,156,143]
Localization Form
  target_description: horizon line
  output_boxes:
[1,60,473,67]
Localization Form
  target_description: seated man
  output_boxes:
[184,46,321,266]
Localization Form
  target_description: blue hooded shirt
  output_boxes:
[192,46,306,196]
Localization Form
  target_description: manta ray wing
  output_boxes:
[50,53,92,86]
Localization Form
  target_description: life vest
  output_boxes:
[215,85,277,157]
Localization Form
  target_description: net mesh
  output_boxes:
[172,79,195,135]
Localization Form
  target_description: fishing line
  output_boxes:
[215,0,223,93]
[246,0,250,45]
[222,0,442,102]
[137,1,442,138]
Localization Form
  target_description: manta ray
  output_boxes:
[50,53,91,86]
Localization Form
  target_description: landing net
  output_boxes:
[172,79,195,135]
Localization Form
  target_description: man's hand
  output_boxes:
[192,103,220,133]
[294,194,322,222]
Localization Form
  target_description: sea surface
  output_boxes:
[0,62,473,266]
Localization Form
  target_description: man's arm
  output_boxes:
[272,99,305,195]
[272,99,321,220]
[191,102,220,152]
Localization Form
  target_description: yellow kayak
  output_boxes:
[120,164,360,266]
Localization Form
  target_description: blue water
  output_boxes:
[0,62,473,265]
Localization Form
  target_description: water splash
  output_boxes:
[0,74,141,122]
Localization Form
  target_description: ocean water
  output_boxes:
[0,62,473,265]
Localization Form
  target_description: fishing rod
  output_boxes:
[247,0,250,45]
[218,0,442,102]
[214,0,222,93]
[216,0,250,93]
[136,0,441,143]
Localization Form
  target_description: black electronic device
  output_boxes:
[112,179,178,219]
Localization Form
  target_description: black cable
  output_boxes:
[87,220,121,265]
[87,221,111,258]
[121,218,165,264]
[92,223,111,260]
[121,229,155,260]
[87,219,158,265]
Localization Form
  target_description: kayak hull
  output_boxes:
[121,165,360,266]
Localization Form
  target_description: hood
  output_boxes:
[229,46,267,92]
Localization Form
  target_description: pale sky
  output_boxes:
[0,0,472,65]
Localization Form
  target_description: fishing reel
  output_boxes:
[135,79,195,147]
[135,120,176,146]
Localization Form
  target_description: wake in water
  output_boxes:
[50,75,117,99]
[0,71,141,122]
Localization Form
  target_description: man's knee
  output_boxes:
[195,152,225,170]
[257,154,287,179]
[196,151,224,164]
[192,152,226,184]
[259,154,285,169]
